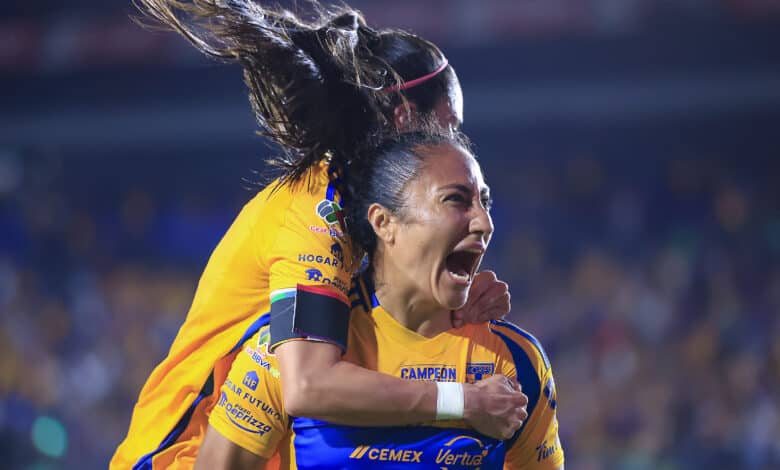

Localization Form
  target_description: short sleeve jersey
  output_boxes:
[111,160,356,469]
[211,280,564,469]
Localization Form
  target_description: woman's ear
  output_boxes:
[393,101,418,131]
[367,203,395,245]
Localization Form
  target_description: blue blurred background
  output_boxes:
[2,0,780,468]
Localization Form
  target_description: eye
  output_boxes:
[444,193,467,204]
[481,195,493,211]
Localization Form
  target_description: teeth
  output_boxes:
[448,269,470,282]
[446,247,482,284]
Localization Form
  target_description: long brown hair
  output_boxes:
[133,0,456,184]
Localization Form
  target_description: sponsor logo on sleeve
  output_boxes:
[302,268,349,295]
[221,378,284,423]
[257,328,271,351]
[217,390,273,435]
[536,439,558,462]
[243,371,259,391]
[243,345,280,378]
[308,224,344,238]
[298,253,346,271]
[308,199,347,239]
[465,362,495,384]
[306,268,323,281]
[317,199,345,229]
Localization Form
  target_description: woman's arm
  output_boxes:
[276,340,528,440]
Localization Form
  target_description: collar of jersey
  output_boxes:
[371,303,463,358]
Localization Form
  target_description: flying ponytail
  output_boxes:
[134,0,399,182]
[133,0,456,184]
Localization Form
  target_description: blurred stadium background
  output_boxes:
[2,0,780,468]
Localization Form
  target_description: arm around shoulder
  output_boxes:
[275,339,438,424]
[275,340,528,440]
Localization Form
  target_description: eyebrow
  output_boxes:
[440,183,491,197]
[440,183,471,193]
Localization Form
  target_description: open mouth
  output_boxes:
[445,249,482,284]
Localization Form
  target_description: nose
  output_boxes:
[469,203,494,243]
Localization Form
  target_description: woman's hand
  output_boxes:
[463,374,528,440]
[452,270,510,327]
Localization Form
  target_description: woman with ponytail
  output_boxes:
[112,2,521,468]
[198,128,564,470]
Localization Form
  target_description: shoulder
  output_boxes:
[249,161,335,213]
[261,161,346,237]
[485,321,553,409]
[249,161,350,262]
[488,321,557,445]
[273,160,339,205]
[488,320,551,374]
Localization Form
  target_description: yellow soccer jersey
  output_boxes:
[211,279,564,469]
[111,160,356,469]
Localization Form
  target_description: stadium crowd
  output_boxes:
[1,143,778,469]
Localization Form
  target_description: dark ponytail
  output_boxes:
[133,0,457,183]
[134,0,394,181]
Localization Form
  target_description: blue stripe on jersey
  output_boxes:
[132,313,271,469]
[492,319,550,370]
[291,418,507,469]
[326,164,338,202]
[353,276,370,313]
[326,163,345,204]
[230,313,271,354]
[362,274,380,308]
[490,326,542,449]
[132,375,214,470]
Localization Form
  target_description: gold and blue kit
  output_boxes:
[112,161,357,469]
[210,279,565,469]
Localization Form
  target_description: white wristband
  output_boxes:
[435,382,465,420]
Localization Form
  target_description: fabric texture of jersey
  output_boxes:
[212,279,564,469]
[209,325,288,461]
[111,161,354,469]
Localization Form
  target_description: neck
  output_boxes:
[371,255,452,338]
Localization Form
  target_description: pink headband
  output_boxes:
[384,59,449,92]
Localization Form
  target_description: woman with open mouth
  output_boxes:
[199,127,565,470]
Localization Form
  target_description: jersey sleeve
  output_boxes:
[209,328,289,458]
[266,173,355,352]
[504,367,564,469]
[489,321,564,470]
